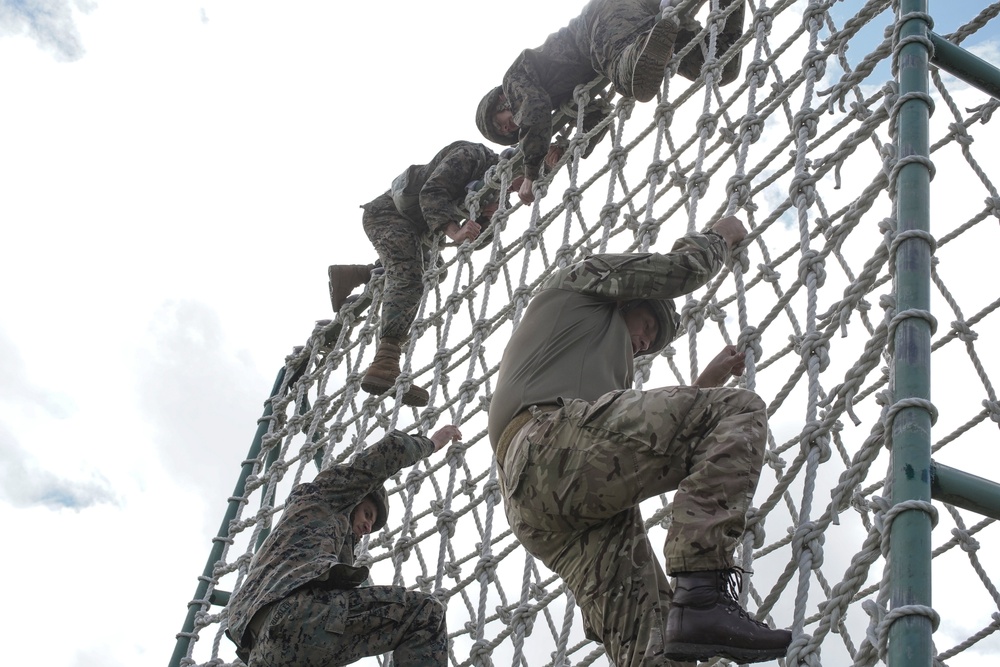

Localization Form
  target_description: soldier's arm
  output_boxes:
[309,431,435,507]
[579,98,614,159]
[548,231,728,302]
[419,144,490,234]
[503,51,556,181]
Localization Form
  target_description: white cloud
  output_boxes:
[135,299,271,500]
[0,423,117,509]
[0,0,89,61]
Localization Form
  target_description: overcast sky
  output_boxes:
[3,2,1000,667]
[0,2,589,666]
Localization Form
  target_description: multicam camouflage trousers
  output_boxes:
[248,585,447,667]
[362,193,432,342]
[496,386,766,667]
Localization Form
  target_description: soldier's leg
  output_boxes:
[572,511,695,667]
[251,586,447,667]
[584,0,678,100]
[361,196,427,342]
[511,386,766,570]
[360,196,431,405]
[674,0,745,84]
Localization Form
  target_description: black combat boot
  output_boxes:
[664,568,791,664]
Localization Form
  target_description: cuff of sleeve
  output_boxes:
[704,230,732,268]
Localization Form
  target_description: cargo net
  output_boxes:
[179,1,1000,665]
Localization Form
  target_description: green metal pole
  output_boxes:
[929,31,1000,100]
[889,2,934,666]
[168,367,288,667]
[931,461,1000,521]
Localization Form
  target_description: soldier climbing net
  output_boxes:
[174,1,1000,665]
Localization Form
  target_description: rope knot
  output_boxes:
[561,185,583,210]
[799,419,832,462]
[737,325,763,361]
[645,159,668,184]
[726,174,753,206]
[951,319,976,342]
[758,263,780,284]
[680,300,707,331]
[696,112,718,137]
[797,249,827,288]
[746,58,768,86]
[436,509,458,538]
[949,121,973,146]
[982,399,1000,424]
[687,170,710,198]
[474,554,499,582]
[952,527,980,553]
[793,521,826,568]
[793,108,820,141]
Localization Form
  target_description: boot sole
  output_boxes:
[631,18,679,103]
[361,376,429,407]
[663,641,788,664]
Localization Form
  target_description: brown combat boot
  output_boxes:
[328,264,374,312]
[664,568,791,664]
[360,337,429,407]
[628,15,680,103]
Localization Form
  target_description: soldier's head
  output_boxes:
[619,299,677,357]
[476,86,519,146]
[350,486,389,538]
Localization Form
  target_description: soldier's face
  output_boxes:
[494,109,518,136]
[622,304,659,355]
[350,497,379,538]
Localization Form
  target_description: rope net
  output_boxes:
[179,1,1000,665]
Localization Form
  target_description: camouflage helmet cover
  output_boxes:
[476,86,519,146]
[360,485,389,532]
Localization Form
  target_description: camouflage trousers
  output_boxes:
[248,585,447,667]
[496,386,766,667]
[576,0,745,90]
[581,0,664,94]
[362,193,432,341]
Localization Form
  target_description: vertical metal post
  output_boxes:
[168,367,288,667]
[889,1,934,666]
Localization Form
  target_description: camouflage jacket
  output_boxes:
[487,231,726,445]
[377,140,499,234]
[501,0,655,180]
[226,430,434,652]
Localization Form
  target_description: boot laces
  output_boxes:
[721,567,773,629]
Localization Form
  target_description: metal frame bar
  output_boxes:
[929,31,1000,100]
[168,368,287,667]
[889,2,935,665]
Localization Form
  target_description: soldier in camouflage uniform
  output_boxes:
[487,216,791,665]
[476,0,746,205]
[226,425,462,666]
[328,140,521,407]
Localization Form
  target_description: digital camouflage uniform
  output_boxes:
[226,431,447,667]
[487,233,767,667]
[362,140,499,341]
[479,0,745,181]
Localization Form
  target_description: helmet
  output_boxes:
[365,486,389,532]
[624,298,679,357]
[476,86,519,146]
